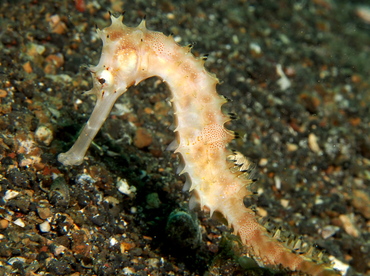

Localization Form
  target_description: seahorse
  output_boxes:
[58,14,341,276]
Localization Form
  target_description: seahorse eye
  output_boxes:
[99,69,113,86]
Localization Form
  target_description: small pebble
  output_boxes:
[120,241,135,253]
[0,219,9,229]
[308,133,321,153]
[146,193,161,209]
[47,258,71,274]
[23,61,33,73]
[39,221,51,233]
[45,54,64,67]
[355,5,370,24]
[44,54,64,74]
[280,199,289,208]
[35,126,53,146]
[109,237,118,247]
[123,267,136,275]
[0,89,7,98]
[352,189,370,219]
[146,258,159,268]
[117,178,136,196]
[37,207,53,220]
[26,43,45,57]
[3,190,19,202]
[52,245,67,256]
[49,177,70,208]
[13,218,25,228]
[274,175,281,190]
[276,64,291,91]
[48,14,67,34]
[249,42,262,57]
[166,210,201,250]
[259,158,268,166]
[321,225,340,239]
[339,214,359,237]
[7,256,27,265]
[286,143,298,152]
[134,127,153,148]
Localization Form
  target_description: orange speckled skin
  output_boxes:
[58,15,340,276]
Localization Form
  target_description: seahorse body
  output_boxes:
[58,15,340,276]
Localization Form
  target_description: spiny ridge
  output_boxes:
[227,150,256,180]
[258,217,334,266]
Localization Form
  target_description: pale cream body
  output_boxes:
[58,15,340,276]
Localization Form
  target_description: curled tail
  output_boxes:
[220,151,341,276]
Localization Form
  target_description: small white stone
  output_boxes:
[330,255,349,276]
[117,178,136,196]
[259,158,268,167]
[274,175,281,190]
[339,214,359,237]
[53,244,67,256]
[308,133,322,153]
[321,225,340,239]
[3,190,19,202]
[13,218,25,228]
[110,237,118,246]
[249,42,261,54]
[7,257,26,265]
[130,207,137,214]
[39,221,51,233]
[123,267,136,275]
[286,143,298,152]
[280,199,289,208]
[35,126,53,146]
[104,196,119,205]
[276,64,291,91]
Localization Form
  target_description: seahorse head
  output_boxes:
[87,15,148,99]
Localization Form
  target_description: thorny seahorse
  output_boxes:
[58,14,341,276]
